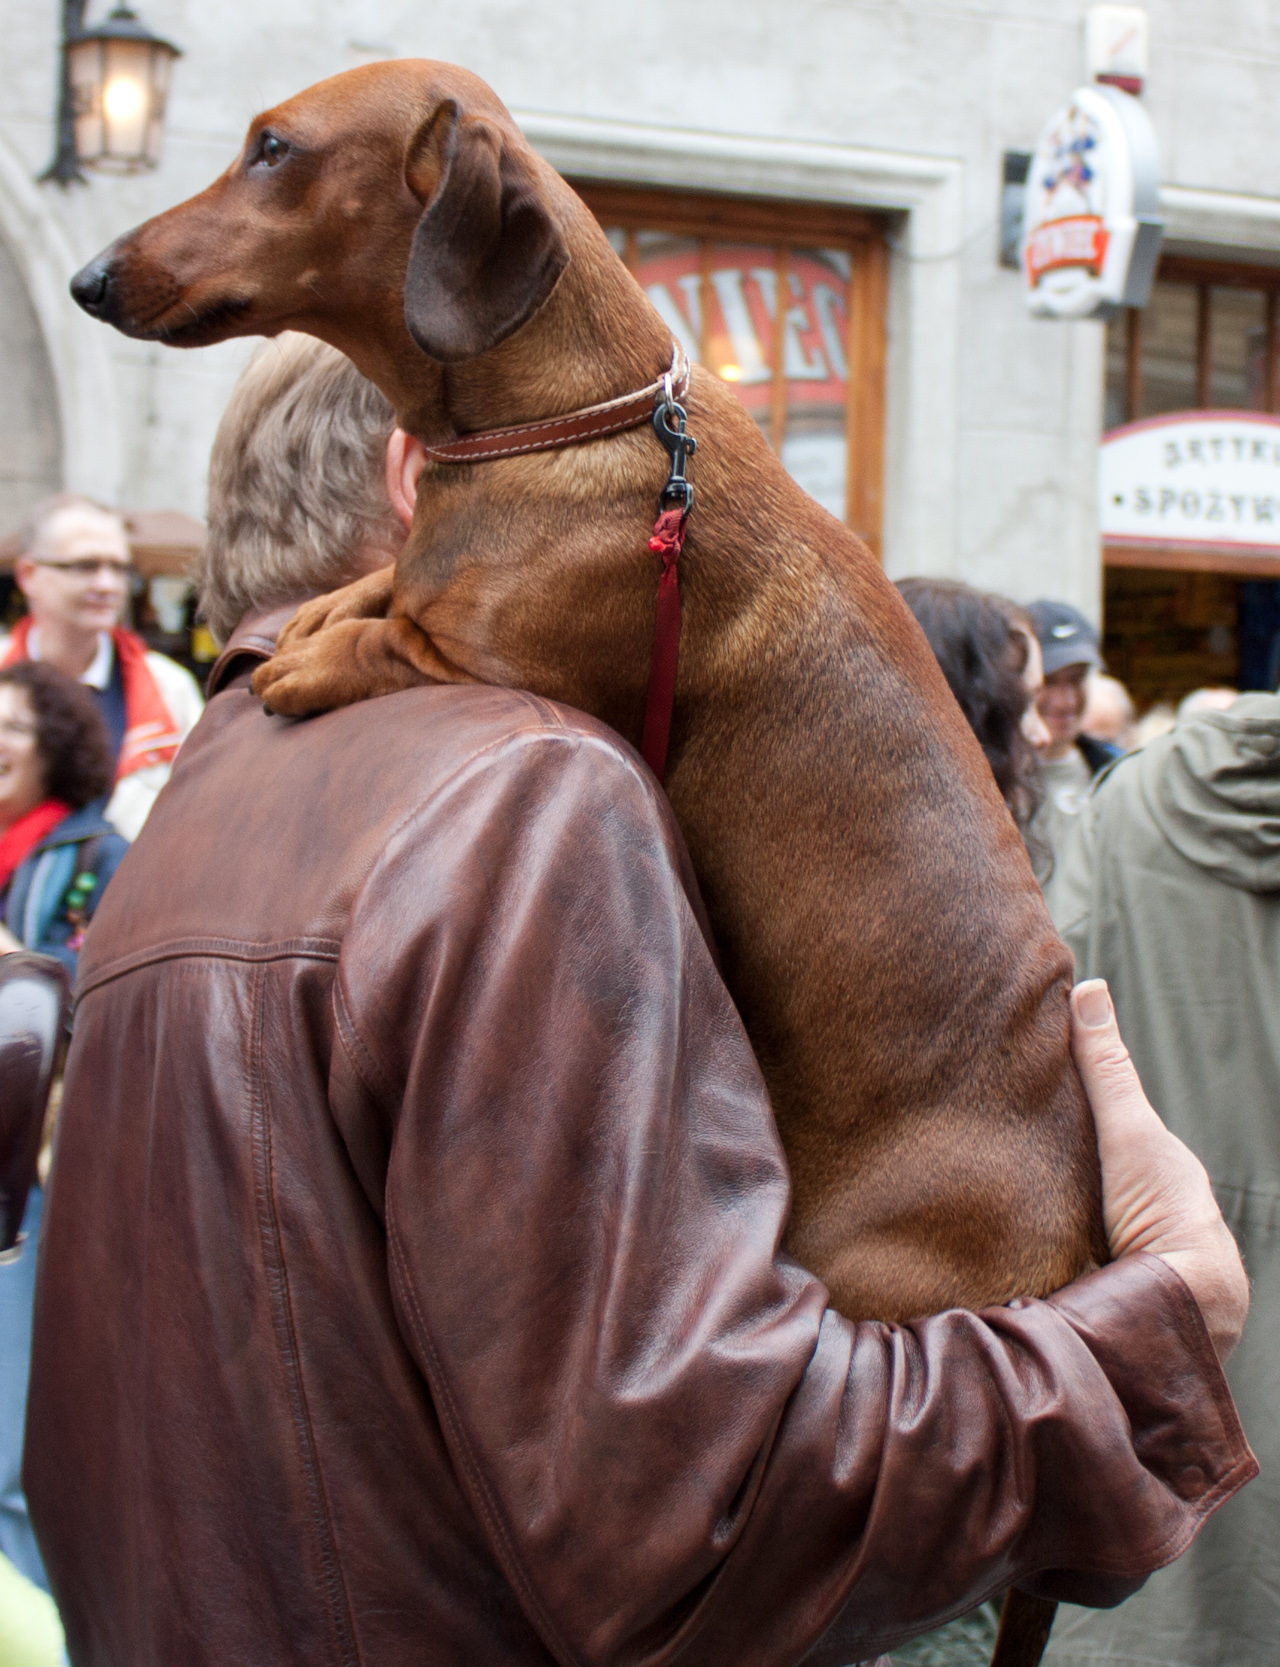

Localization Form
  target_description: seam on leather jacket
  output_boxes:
[385,1206,583,1667]
[249,960,362,1667]
[328,722,672,1105]
[332,976,397,1108]
[77,935,342,998]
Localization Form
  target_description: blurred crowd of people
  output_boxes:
[0,339,1274,1667]
[0,495,203,1665]
[893,575,1277,1667]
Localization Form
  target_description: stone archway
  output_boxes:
[0,231,61,537]
[0,131,122,521]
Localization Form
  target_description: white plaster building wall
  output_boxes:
[0,230,59,529]
[1,0,1279,616]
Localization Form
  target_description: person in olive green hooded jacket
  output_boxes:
[1042,692,1280,1667]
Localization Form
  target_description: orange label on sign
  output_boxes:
[1024,215,1109,286]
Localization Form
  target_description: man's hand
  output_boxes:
[1071,979,1249,1361]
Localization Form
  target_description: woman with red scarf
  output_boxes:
[0,663,128,976]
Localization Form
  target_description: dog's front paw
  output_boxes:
[251,636,348,716]
[252,617,450,716]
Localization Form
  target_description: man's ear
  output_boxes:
[402,100,570,363]
[386,428,428,529]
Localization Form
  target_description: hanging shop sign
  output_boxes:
[1100,412,1280,556]
[1022,83,1163,319]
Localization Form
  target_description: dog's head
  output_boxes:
[70,61,571,369]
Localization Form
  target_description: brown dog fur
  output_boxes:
[76,60,1106,1321]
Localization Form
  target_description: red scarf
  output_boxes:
[0,799,71,893]
[2,619,182,781]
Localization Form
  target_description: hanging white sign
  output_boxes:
[1022,84,1163,320]
[1100,412,1280,555]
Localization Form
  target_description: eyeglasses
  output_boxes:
[28,557,136,580]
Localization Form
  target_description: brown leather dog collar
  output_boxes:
[422,346,690,464]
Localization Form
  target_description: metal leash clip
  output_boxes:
[653,377,696,514]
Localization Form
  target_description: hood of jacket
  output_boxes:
[1138,691,1280,892]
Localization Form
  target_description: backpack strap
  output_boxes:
[62,834,108,951]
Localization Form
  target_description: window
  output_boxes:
[1105,257,1280,428]
[573,184,890,555]
[1102,256,1280,706]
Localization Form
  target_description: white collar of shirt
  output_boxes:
[26,626,115,691]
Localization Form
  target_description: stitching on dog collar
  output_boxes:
[421,345,689,465]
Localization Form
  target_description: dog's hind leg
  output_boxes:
[252,613,471,716]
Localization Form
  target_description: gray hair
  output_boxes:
[196,333,399,644]
[18,493,125,556]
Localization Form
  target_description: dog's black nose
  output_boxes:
[70,258,113,317]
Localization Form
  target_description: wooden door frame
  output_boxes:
[571,181,891,557]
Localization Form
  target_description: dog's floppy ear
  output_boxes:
[402,99,569,362]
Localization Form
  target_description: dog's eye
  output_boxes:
[257,132,289,168]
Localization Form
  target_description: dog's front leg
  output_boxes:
[252,611,471,716]
[275,565,398,646]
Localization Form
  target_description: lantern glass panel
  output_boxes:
[143,46,175,166]
[68,38,106,163]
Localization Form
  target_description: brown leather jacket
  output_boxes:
[25,612,1254,1667]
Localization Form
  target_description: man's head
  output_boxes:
[197,332,405,644]
[1026,600,1104,756]
[14,496,133,639]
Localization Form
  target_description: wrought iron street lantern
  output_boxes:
[44,3,181,184]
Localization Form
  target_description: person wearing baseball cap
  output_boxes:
[1025,600,1122,878]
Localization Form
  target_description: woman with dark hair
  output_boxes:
[0,661,129,974]
[897,577,1049,848]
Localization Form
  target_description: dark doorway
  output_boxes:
[1103,566,1280,708]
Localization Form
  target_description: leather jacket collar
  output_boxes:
[205,602,307,697]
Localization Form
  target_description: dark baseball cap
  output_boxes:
[1025,600,1104,675]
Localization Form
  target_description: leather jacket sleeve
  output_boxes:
[330,724,1255,1667]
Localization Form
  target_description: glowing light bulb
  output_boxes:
[719,364,743,382]
[104,77,145,122]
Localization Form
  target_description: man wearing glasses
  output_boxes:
[1,495,203,840]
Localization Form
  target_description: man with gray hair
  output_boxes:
[196,331,406,657]
[26,336,1253,1667]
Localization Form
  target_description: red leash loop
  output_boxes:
[640,380,697,784]
[640,507,689,781]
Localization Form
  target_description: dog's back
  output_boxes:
[658,377,1103,1317]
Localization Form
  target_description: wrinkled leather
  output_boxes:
[25,670,1255,1667]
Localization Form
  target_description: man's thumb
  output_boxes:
[1069,980,1152,1137]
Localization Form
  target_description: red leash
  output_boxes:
[640,381,697,781]
[416,345,697,783]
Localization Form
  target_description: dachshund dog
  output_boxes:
[71,60,1105,1325]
